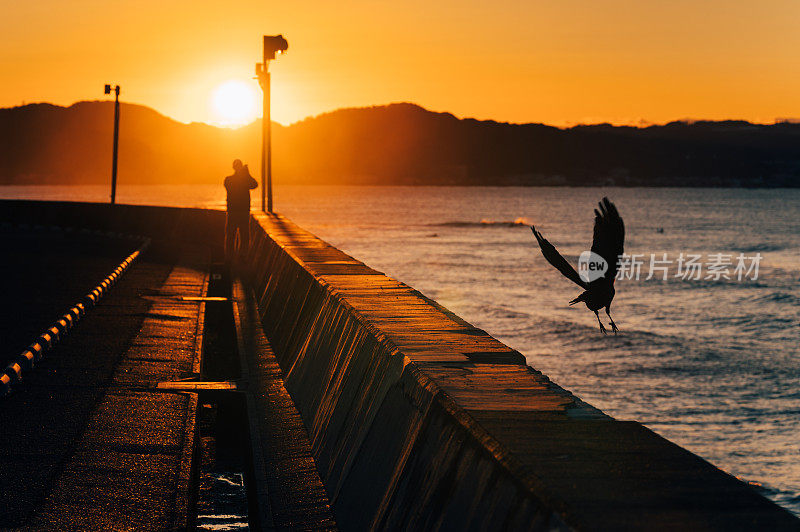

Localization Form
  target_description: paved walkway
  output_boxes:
[0,257,206,530]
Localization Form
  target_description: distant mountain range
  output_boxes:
[1,101,799,186]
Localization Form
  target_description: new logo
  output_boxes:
[578,251,608,282]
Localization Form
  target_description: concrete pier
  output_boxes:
[0,199,798,531]
[0,244,205,528]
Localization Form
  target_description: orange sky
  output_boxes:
[2,0,799,127]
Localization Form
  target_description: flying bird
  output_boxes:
[531,197,625,334]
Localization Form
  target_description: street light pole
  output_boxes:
[261,66,271,213]
[256,35,287,213]
[104,84,121,204]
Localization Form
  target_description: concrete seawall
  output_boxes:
[1,200,797,530]
[245,212,798,531]
[0,200,224,254]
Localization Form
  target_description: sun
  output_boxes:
[210,80,258,126]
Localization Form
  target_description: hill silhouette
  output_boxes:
[0,102,260,185]
[1,101,799,186]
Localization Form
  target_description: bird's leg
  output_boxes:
[605,307,619,334]
[594,311,607,335]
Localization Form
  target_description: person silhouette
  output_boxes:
[224,159,258,260]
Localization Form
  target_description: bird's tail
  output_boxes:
[569,292,588,306]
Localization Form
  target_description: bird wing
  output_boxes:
[590,197,625,280]
[531,226,587,289]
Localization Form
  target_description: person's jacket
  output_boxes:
[224,166,258,212]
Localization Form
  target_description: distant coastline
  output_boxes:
[2,101,798,188]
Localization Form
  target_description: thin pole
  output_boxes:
[110,86,120,204]
[261,68,271,212]
[265,70,272,213]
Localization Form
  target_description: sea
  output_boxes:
[2,184,798,516]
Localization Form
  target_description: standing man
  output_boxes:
[224,159,258,260]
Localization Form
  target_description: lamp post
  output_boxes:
[104,84,121,204]
[255,35,288,213]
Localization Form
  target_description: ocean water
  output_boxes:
[2,184,798,515]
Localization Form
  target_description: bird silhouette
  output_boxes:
[531,197,625,334]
